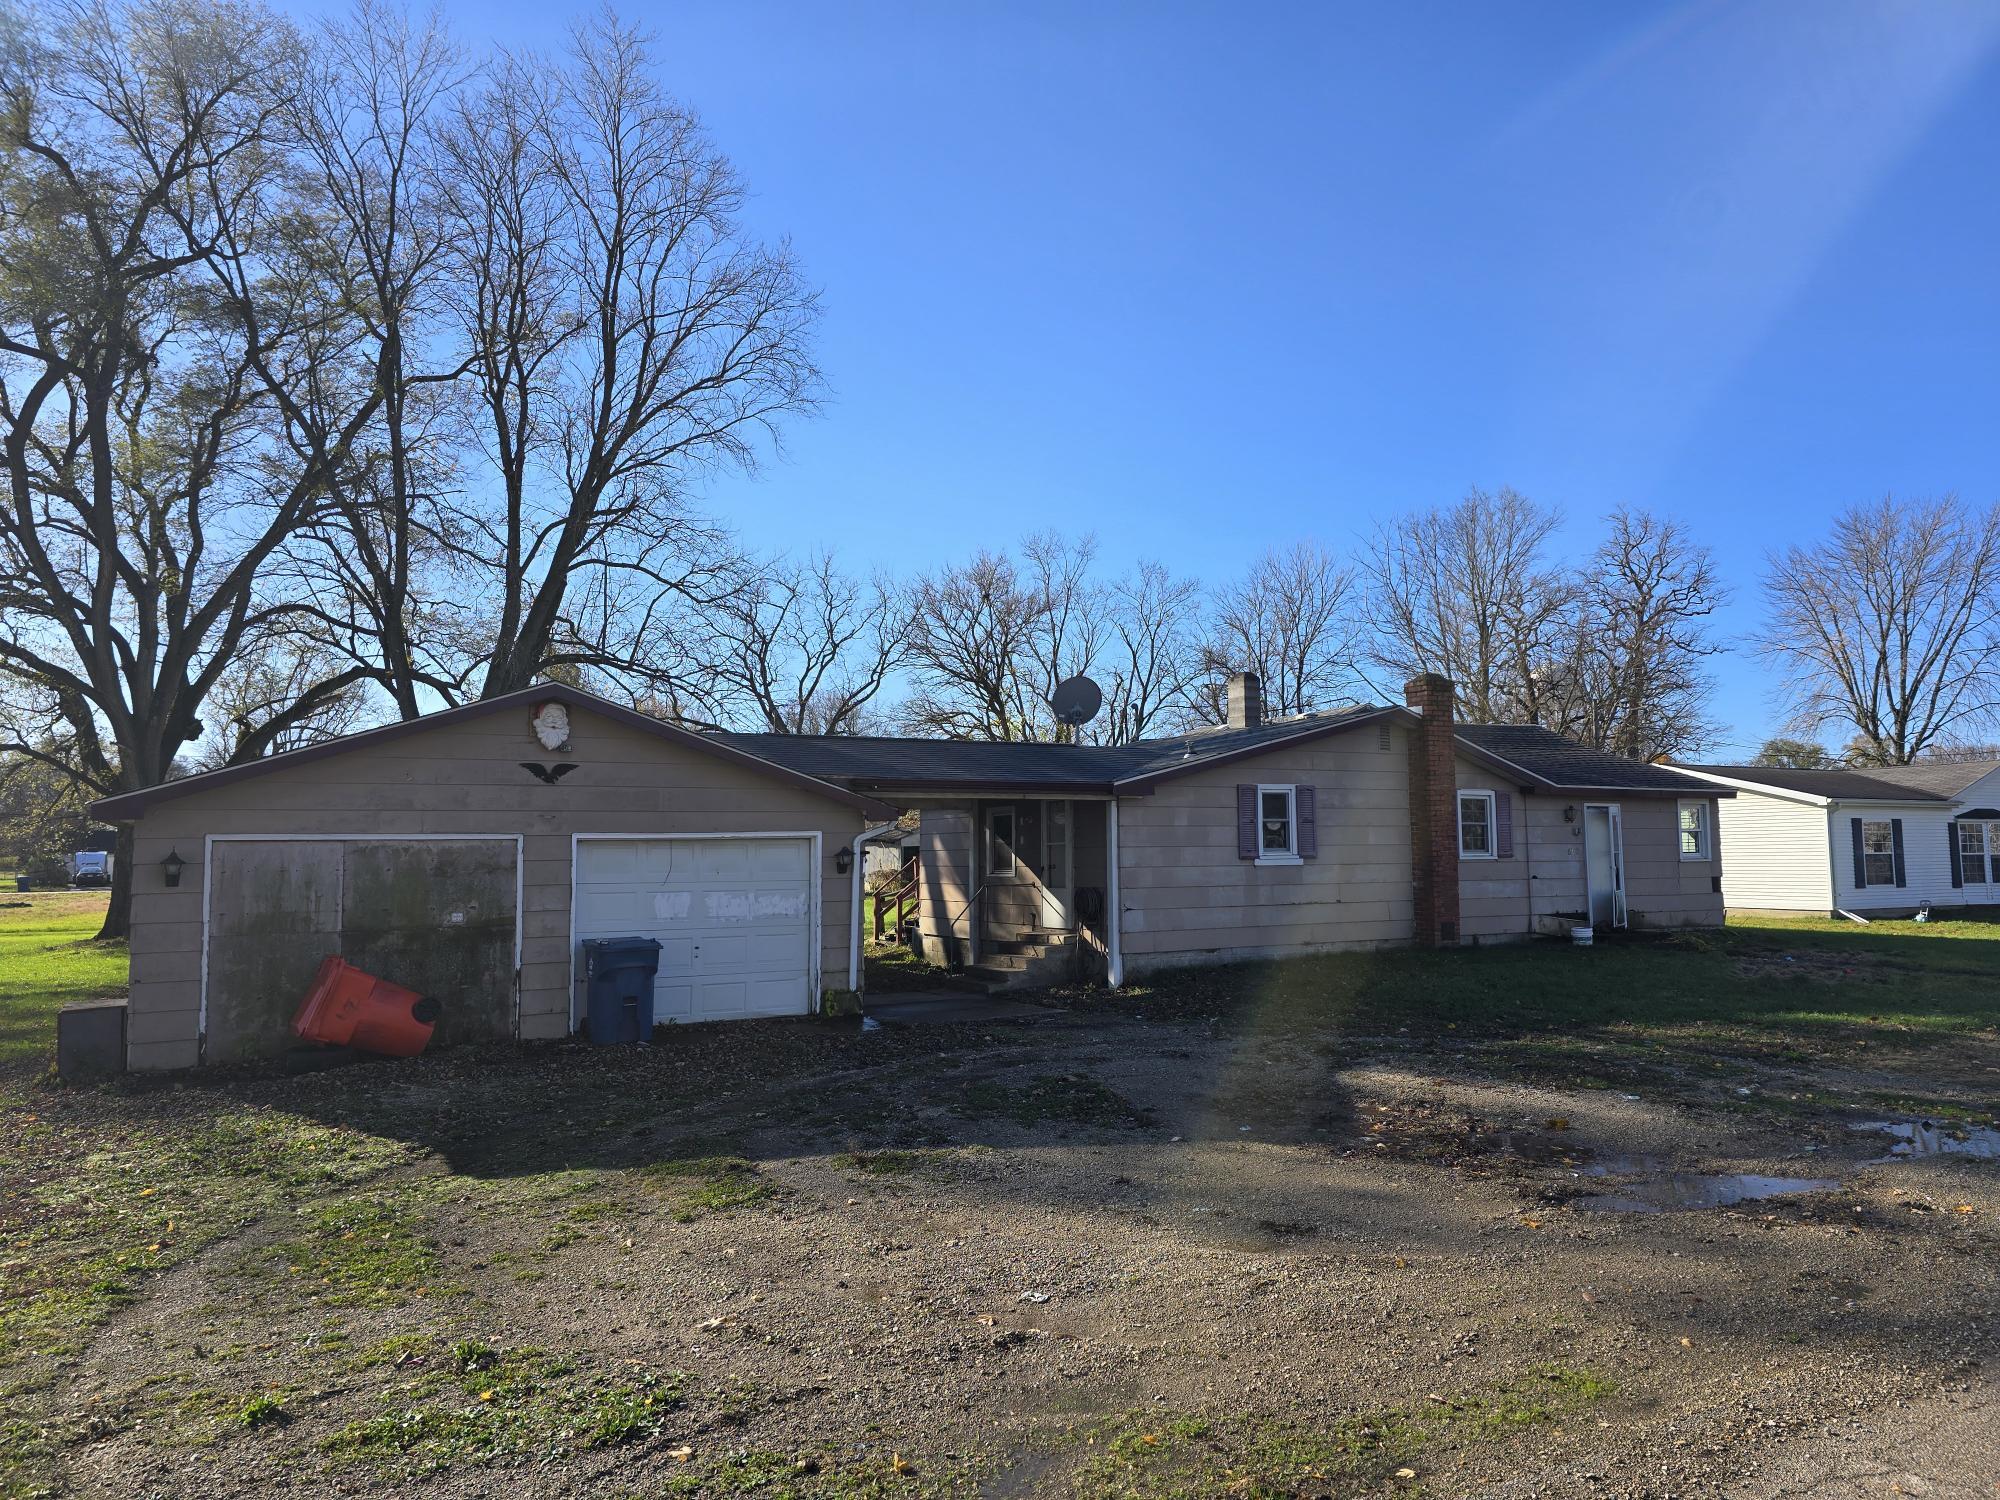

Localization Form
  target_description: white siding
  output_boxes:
[1950,766,2000,812]
[1712,788,1833,912]
[1828,804,1964,912]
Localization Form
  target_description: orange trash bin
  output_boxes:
[292,955,440,1057]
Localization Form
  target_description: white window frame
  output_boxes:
[1960,820,1987,886]
[1677,799,1710,861]
[1254,783,1301,866]
[1457,789,1497,860]
[1860,819,1896,888]
[986,804,1017,878]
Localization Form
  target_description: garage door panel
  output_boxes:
[205,842,344,1062]
[206,839,518,1063]
[573,836,815,1025]
[749,933,807,968]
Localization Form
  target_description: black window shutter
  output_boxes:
[1495,792,1514,858]
[1891,818,1906,888]
[1850,817,1866,889]
[1236,785,1257,860]
[1949,823,1963,888]
[1296,786,1318,858]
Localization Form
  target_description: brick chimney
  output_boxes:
[1404,673,1460,947]
[1226,671,1263,731]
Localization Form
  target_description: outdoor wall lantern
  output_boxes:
[1562,805,1577,823]
[834,846,853,876]
[161,848,186,888]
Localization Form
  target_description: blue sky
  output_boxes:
[299,0,2000,754]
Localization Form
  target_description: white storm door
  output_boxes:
[573,836,815,1023]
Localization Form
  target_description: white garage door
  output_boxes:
[572,837,816,1023]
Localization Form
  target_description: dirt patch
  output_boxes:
[7,983,2000,1497]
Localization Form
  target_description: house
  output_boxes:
[92,673,1728,1070]
[1669,759,2000,916]
[735,672,1725,983]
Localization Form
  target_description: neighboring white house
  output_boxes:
[1671,761,2000,915]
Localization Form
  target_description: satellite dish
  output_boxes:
[1050,675,1103,728]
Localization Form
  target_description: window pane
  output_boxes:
[1260,790,1291,852]
[1459,796,1489,853]
[1862,821,1893,854]
[1679,804,1705,856]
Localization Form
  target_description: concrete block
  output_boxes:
[58,1000,128,1080]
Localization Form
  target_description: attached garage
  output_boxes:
[571,835,819,1024]
[95,685,891,1070]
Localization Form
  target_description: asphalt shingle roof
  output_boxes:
[720,710,1721,797]
[1684,761,2000,802]
[1452,723,1722,794]
[717,706,1393,790]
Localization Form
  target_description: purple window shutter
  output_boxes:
[1236,785,1258,860]
[1494,792,1513,858]
[1297,786,1318,857]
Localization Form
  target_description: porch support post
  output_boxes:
[848,821,903,995]
[1106,798,1124,988]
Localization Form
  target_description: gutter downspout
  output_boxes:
[848,822,905,994]
[1106,798,1124,988]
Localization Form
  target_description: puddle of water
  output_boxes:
[1571,1156,1839,1214]
[1853,1120,2000,1161]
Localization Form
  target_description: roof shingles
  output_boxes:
[1682,761,2000,803]
[722,711,1722,797]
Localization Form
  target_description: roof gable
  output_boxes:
[89,684,895,821]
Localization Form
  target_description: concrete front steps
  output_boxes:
[959,932,1079,993]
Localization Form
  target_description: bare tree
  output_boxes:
[1098,560,1202,744]
[712,551,906,733]
[1369,488,1571,725]
[1017,532,1107,743]
[186,629,374,770]
[901,549,1045,741]
[0,0,372,936]
[278,0,474,718]
[1579,509,1724,760]
[440,15,819,701]
[1195,542,1365,723]
[1760,495,2000,765]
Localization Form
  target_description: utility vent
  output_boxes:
[1377,723,1393,752]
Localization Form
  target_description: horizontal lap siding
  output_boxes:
[1829,804,1958,911]
[1711,790,1831,911]
[1454,759,1528,939]
[123,708,864,1067]
[1117,723,1413,962]
[1619,796,1724,929]
[917,807,974,966]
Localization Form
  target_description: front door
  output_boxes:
[1583,804,1627,928]
[1040,798,1073,929]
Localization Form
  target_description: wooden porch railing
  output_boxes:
[872,851,920,944]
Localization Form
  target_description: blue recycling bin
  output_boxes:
[582,937,663,1044]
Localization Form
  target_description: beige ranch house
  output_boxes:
[94,674,1728,1071]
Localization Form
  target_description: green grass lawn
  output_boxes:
[0,891,122,1076]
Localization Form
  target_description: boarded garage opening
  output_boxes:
[572,835,817,1025]
[204,837,520,1062]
